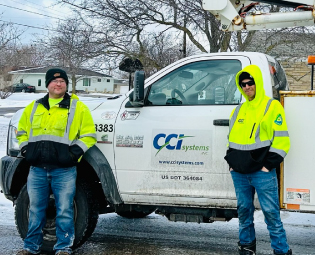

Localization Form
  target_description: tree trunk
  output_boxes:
[72,74,76,94]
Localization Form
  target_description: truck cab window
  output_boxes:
[146,60,242,106]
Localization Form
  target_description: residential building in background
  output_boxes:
[113,78,129,94]
[8,66,122,93]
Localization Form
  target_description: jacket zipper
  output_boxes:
[65,111,70,133]
[249,123,256,139]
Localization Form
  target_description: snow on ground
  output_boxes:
[0,93,44,107]
[0,112,15,226]
[0,93,315,229]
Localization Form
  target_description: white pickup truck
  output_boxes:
[1,51,309,253]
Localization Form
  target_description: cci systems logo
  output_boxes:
[153,133,193,156]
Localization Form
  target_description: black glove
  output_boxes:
[69,145,84,162]
[17,145,27,158]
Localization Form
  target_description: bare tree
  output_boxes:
[1,44,49,68]
[0,43,51,98]
[60,0,229,53]
[40,18,102,93]
[0,18,24,98]
[55,0,230,80]
[0,66,13,99]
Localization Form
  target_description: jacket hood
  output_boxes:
[235,65,266,106]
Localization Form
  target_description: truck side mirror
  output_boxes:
[129,71,145,107]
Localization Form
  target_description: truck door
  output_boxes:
[114,55,250,207]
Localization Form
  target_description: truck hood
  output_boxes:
[89,94,127,112]
[8,94,127,128]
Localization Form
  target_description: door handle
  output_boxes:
[213,119,229,126]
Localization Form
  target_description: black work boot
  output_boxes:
[238,239,256,255]
[274,249,292,255]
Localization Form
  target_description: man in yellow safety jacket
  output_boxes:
[224,65,292,255]
[16,68,97,255]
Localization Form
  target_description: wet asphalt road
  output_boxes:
[1,212,315,255]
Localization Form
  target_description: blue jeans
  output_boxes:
[230,169,289,254]
[24,166,77,254]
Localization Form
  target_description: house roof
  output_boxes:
[9,66,112,78]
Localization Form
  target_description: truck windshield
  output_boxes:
[147,59,242,106]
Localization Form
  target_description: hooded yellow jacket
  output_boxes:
[17,93,97,169]
[224,65,290,173]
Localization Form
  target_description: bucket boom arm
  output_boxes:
[203,0,315,31]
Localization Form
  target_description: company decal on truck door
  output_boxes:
[120,110,140,121]
[101,111,116,120]
[116,135,144,148]
[152,130,211,168]
[97,134,112,144]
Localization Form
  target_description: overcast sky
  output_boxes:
[0,0,73,44]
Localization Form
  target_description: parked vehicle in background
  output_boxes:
[10,83,36,93]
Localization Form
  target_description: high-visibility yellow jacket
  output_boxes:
[17,93,97,169]
[224,65,290,174]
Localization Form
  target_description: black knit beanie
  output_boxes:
[45,68,69,87]
[239,72,254,84]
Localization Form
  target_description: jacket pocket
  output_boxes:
[54,113,68,131]
[32,112,44,129]
[24,142,41,164]
[224,150,263,174]
[56,144,76,167]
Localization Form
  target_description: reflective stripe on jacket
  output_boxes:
[225,65,290,173]
[17,93,97,169]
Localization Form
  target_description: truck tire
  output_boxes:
[15,180,99,253]
[117,209,155,218]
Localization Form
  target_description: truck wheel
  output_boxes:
[117,209,155,218]
[15,180,99,253]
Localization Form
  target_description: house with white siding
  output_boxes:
[9,66,116,93]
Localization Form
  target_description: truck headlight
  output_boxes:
[7,125,19,157]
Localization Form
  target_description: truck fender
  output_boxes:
[0,156,25,200]
[82,146,123,205]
